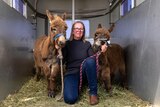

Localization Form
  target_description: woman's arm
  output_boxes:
[88,42,94,56]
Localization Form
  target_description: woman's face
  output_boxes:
[73,23,84,40]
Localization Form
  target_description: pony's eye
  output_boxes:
[51,28,57,33]
[95,33,98,37]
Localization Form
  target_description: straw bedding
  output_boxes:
[0,77,152,107]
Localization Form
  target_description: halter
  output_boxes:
[99,38,111,46]
[53,33,64,40]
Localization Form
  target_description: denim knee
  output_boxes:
[85,57,96,66]
[64,94,78,104]
[63,73,79,104]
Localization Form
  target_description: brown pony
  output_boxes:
[33,10,67,97]
[92,24,128,95]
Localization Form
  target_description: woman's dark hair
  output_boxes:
[69,21,86,42]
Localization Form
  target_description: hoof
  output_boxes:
[124,84,129,90]
[106,87,113,97]
[34,75,40,82]
[48,90,56,98]
[108,90,113,97]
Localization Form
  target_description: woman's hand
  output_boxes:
[101,44,107,53]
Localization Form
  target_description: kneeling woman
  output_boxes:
[62,21,107,105]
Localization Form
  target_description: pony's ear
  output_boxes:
[46,10,54,23]
[108,23,115,33]
[62,12,67,20]
[98,24,102,28]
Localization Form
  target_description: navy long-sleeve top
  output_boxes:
[62,39,94,74]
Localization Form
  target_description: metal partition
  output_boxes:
[111,0,160,106]
[0,1,35,100]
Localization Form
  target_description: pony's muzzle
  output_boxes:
[58,35,66,47]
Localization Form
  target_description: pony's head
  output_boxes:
[46,10,68,49]
[93,23,115,52]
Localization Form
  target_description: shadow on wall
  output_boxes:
[0,38,34,100]
[124,38,160,103]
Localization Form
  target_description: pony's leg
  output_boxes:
[101,67,112,96]
[119,63,128,89]
[34,53,46,81]
[41,63,53,97]
[48,64,60,98]
[110,67,115,85]
[35,66,42,81]
[34,59,41,81]
[33,55,41,81]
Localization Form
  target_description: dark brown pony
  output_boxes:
[92,24,128,95]
[33,10,67,97]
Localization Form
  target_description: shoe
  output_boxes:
[89,95,99,105]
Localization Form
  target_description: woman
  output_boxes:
[62,21,107,105]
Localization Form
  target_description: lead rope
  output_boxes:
[56,48,64,101]
[79,51,101,91]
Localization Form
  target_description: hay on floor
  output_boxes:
[0,77,152,107]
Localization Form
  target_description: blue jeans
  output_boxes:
[63,57,97,104]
